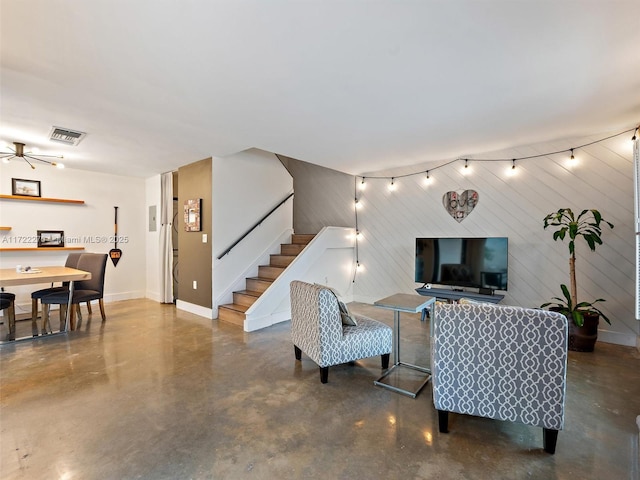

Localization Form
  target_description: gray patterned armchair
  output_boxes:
[290,281,392,383]
[431,303,568,454]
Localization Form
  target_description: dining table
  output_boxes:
[0,266,91,341]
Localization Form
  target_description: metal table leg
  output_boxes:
[374,309,431,398]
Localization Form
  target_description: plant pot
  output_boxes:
[567,312,600,352]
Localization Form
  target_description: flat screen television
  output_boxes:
[415,237,508,291]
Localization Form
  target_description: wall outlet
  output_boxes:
[192,280,197,289]
[202,233,207,243]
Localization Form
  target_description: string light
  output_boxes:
[351,126,637,186]
[461,159,471,175]
[350,125,637,285]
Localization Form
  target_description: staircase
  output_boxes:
[217,234,315,327]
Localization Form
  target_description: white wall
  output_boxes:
[0,162,147,315]
[145,174,161,301]
[353,131,637,346]
[212,148,293,314]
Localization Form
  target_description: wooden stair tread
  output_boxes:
[235,290,262,298]
[219,303,249,313]
[246,277,274,283]
[292,234,315,244]
[280,243,306,255]
[270,254,296,259]
[260,265,286,270]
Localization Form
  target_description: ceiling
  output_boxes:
[1,1,639,178]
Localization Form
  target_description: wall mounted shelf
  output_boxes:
[0,247,85,252]
[0,194,85,204]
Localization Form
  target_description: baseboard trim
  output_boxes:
[145,291,162,303]
[104,291,145,303]
[597,329,638,347]
[176,300,213,319]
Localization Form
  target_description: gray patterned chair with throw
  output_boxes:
[290,280,392,384]
[431,303,568,454]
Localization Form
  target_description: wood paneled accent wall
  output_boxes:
[283,132,638,346]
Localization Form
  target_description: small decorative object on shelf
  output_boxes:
[12,178,41,197]
[37,230,65,248]
[184,198,202,232]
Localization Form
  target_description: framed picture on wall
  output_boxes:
[12,178,41,197]
[184,198,202,232]
[37,230,65,248]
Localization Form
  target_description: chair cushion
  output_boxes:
[41,289,101,305]
[32,286,68,299]
[337,300,357,326]
[315,283,357,326]
[0,292,16,301]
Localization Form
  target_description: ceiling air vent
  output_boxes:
[49,126,86,146]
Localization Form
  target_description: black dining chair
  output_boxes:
[0,292,16,340]
[41,253,108,332]
[31,252,83,335]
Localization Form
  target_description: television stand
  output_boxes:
[415,287,504,306]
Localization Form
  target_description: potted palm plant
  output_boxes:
[541,208,614,351]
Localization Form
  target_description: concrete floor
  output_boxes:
[1,298,639,479]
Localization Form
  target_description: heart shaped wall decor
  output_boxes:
[443,190,479,223]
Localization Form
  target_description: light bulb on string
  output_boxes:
[507,159,516,176]
[568,148,577,166]
[354,198,362,210]
[359,177,366,190]
[461,159,471,175]
[423,171,432,186]
[632,128,638,142]
[388,177,396,191]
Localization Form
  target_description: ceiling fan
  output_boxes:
[0,142,64,169]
